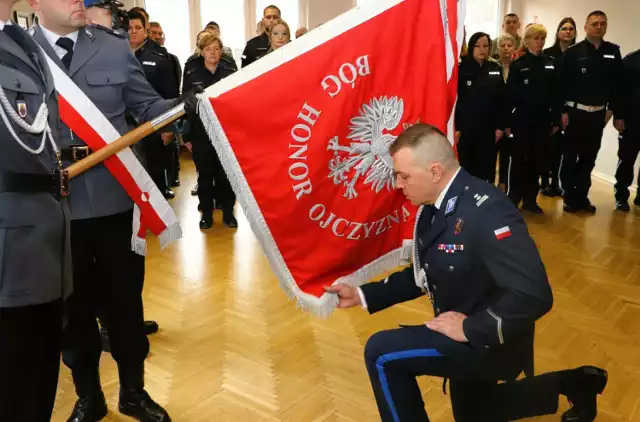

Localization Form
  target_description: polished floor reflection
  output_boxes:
[51,156,640,421]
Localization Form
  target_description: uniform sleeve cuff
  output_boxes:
[357,287,368,310]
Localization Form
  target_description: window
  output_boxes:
[200,0,246,62]
[464,0,500,40]
[145,0,191,68]
[256,0,299,35]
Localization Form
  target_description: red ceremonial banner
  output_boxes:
[198,0,464,316]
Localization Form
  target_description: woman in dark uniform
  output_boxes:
[541,17,577,197]
[455,32,507,184]
[505,24,560,213]
[183,33,238,229]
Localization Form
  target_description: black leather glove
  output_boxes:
[173,85,204,116]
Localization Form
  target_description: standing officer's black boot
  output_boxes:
[68,368,108,422]
[118,364,171,422]
[560,366,608,422]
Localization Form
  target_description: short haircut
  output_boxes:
[149,22,161,28]
[504,13,519,21]
[129,6,148,18]
[198,33,223,51]
[497,33,516,46]
[389,123,457,170]
[524,23,547,40]
[128,10,147,28]
[587,10,607,20]
[206,21,219,29]
[264,5,281,15]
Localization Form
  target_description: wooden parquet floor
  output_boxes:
[51,157,640,421]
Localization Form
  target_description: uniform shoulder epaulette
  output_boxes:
[567,41,582,50]
[604,40,620,50]
[89,24,126,39]
[465,179,502,209]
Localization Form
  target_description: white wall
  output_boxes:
[521,0,640,185]
[308,0,354,30]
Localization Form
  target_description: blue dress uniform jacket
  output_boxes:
[30,24,175,220]
[0,25,73,308]
[360,169,553,377]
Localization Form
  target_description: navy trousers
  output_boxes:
[365,325,561,421]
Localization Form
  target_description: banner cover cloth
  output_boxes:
[198,0,465,316]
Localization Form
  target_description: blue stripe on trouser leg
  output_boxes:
[375,349,443,422]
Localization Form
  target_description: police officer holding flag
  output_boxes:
[327,124,608,422]
[28,0,199,420]
[0,0,72,419]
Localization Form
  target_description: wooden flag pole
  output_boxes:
[65,103,186,180]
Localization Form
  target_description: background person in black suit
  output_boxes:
[326,123,608,422]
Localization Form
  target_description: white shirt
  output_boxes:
[357,166,462,309]
[39,24,79,60]
[0,20,12,31]
[434,167,461,210]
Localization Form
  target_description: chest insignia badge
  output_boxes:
[582,68,587,74]
[454,218,464,235]
[445,196,457,215]
[467,80,472,86]
[17,101,27,118]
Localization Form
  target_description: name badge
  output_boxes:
[603,54,615,59]
[545,65,554,69]
[489,71,500,76]
[142,61,157,66]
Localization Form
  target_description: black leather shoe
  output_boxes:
[523,203,544,214]
[199,215,213,230]
[542,187,563,197]
[170,180,180,187]
[223,214,238,228]
[144,321,159,335]
[119,390,171,422]
[563,203,579,213]
[616,201,630,212]
[583,201,596,214]
[561,366,608,422]
[191,184,198,196]
[68,392,108,422]
[163,189,175,200]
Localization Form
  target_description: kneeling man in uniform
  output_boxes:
[327,123,607,422]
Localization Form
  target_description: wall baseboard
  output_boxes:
[592,171,638,193]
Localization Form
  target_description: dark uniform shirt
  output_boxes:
[241,32,269,68]
[455,58,507,132]
[135,38,179,99]
[543,44,565,61]
[360,169,553,376]
[621,49,640,129]
[558,39,624,116]
[507,51,560,127]
[182,56,236,143]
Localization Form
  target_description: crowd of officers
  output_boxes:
[456,11,640,214]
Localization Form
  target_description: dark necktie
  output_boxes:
[56,37,74,70]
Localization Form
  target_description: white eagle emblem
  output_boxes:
[327,96,405,200]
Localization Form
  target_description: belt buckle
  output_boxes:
[52,169,69,199]
[72,146,90,161]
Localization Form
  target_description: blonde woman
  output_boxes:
[505,24,559,214]
[268,19,291,52]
